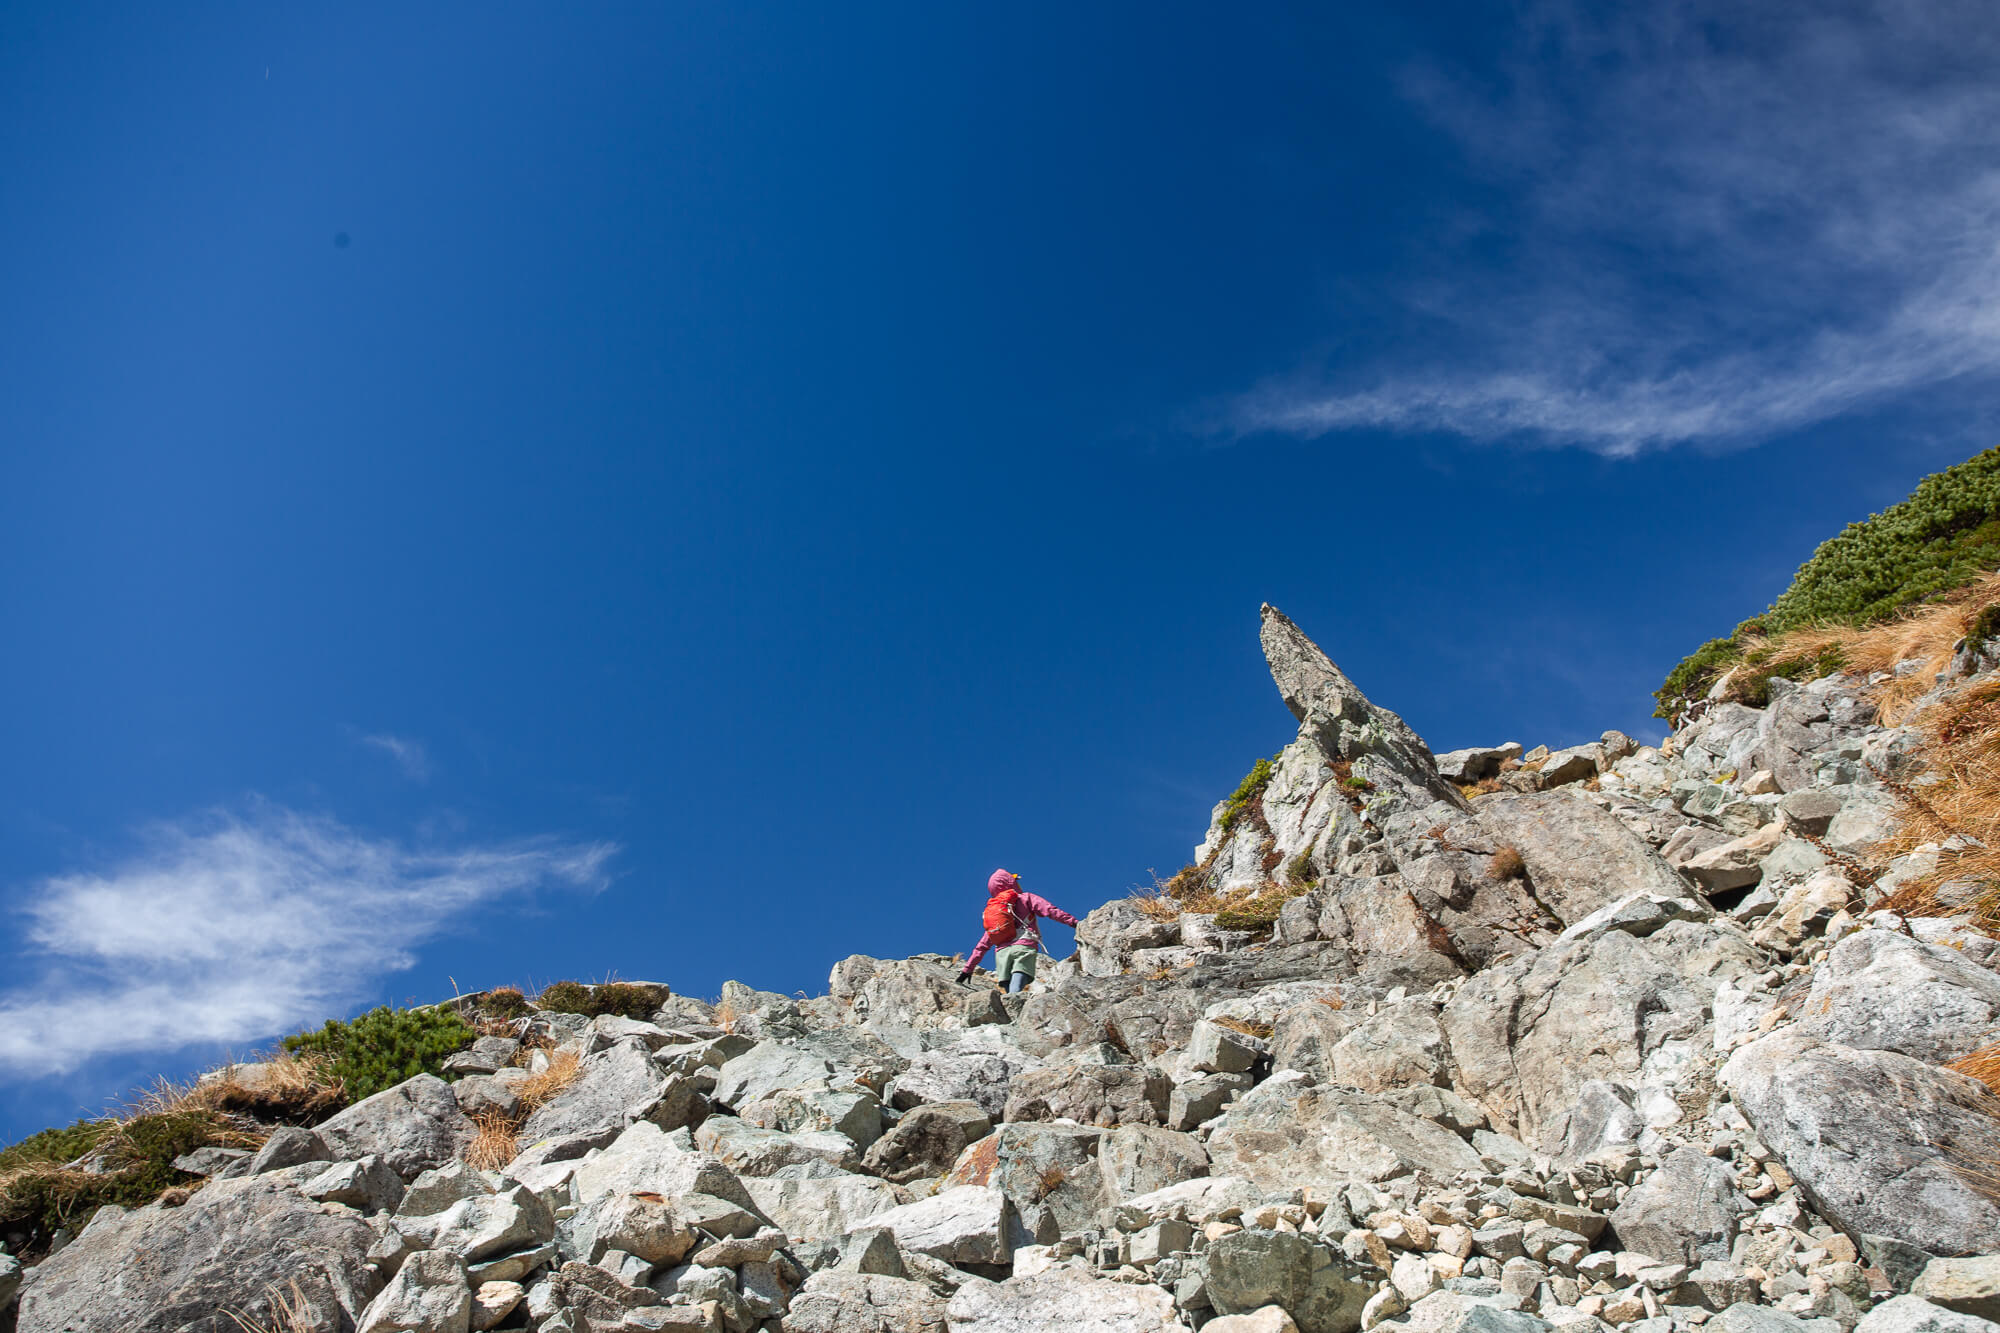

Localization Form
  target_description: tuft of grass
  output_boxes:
[224,1281,320,1333]
[1218,757,1278,833]
[1212,884,1306,938]
[533,979,666,1021]
[1872,676,2000,930]
[516,1049,582,1111]
[465,1109,520,1172]
[1285,850,1316,888]
[1951,1043,2000,1098]
[185,1052,346,1125]
[1209,1016,1273,1040]
[1489,845,1527,881]
[473,986,534,1021]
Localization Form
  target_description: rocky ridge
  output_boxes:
[11,604,2000,1333]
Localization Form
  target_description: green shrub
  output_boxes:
[533,980,664,1020]
[0,1109,241,1251]
[1218,757,1277,833]
[0,1120,113,1174]
[1285,850,1316,887]
[283,1004,475,1102]
[1657,447,2000,717]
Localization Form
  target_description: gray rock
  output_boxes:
[316,1074,476,1181]
[1445,918,1762,1153]
[518,1040,664,1143]
[169,1145,251,1177]
[357,1249,471,1333]
[428,1186,556,1264]
[946,1264,1183,1331]
[1722,1028,2000,1255]
[1207,1227,1379,1333]
[248,1124,331,1174]
[1191,1019,1266,1074]
[565,1122,764,1261]
[1682,822,1785,891]
[1826,787,1901,856]
[692,1114,861,1176]
[1099,1124,1210,1211]
[740,1084,882,1149]
[302,1155,407,1213]
[1779,790,1847,837]
[0,1254,20,1315]
[1325,1003,1450,1094]
[1608,1145,1738,1264]
[1002,1059,1170,1127]
[16,1174,379,1333]
[470,1279,524,1332]
[784,1271,949,1333]
[1207,1075,1485,1189]
[743,1174,909,1245]
[1864,1236,1942,1295]
[1916,1259,2000,1322]
[943,1122,1105,1245]
[1076,900,1182,977]
[443,1035,521,1077]
[1539,746,1602,788]
[1474,791,1697,926]
[862,1100,992,1184]
[1437,745,1524,783]
[1710,1302,1845,1333]
[1802,930,2000,1063]
[1555,1081,1643,1167]
[397,1159,495,1227]
[1170,1072,1252,1131]
[850,1185,1013,1265]
[712,1040,838,1109]
[543,1261,667,1330]
[1859,1296,2000,1333]
[891,1049,1031,1120]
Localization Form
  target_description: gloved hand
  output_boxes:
[955,970,973,987]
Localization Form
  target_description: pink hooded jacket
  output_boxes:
[963,868,1078,971]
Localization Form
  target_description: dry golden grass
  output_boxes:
[223,1280,319,1333]
[1209,1016,1274,1040]
[465,1110,520,1171]
[1128,865,1307,927]
[1733,574,2000,928]
[162,1052,346,1124]
[1950,1042,2000,1098]
[1734,571,2000,723]
[516,1049,581,1111]
[1489,845,1527,881]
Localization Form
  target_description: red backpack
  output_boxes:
[983,889,1025,945]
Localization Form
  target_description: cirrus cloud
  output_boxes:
[1222,1,2000,455]
[0,804,616,1077]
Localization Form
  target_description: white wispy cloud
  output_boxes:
[0,805,616,1077]
[1223,1,2000,454]
[358,731,431,781]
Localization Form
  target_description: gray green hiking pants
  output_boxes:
[995,944,1039,993]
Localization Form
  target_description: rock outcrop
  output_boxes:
[12,604,2000,1333]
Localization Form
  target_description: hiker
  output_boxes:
[956,868,1078,994]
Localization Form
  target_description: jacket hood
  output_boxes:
[988,869,1019,896]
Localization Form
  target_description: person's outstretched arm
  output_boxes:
[1018,891,1078,928]
[958,929,995,983]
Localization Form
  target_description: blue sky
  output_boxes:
[4,2,1998,1141]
